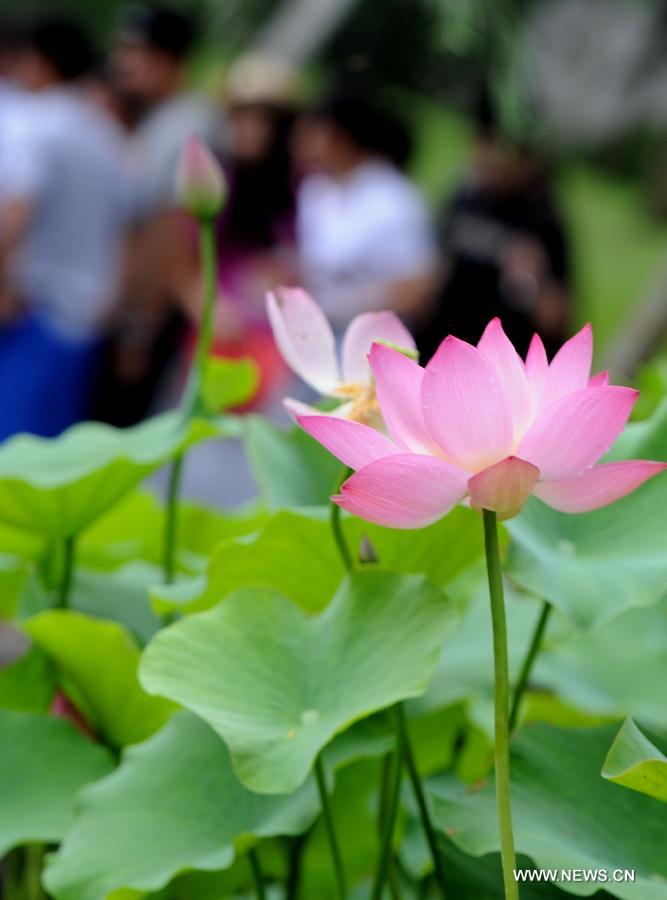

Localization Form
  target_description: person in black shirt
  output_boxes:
[416,95,571,361]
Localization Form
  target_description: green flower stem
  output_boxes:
[57,535,76,609]
[162,216,218,586]
[314,754,346,899]
[330,466,353,571]
[379,752,405,900]
[24,844,44,900]
[395,704,447,897]
[4,848,21,898]
[285,832,308,900]
[330,502,352,572]
[509,599,552,732]
[377,752,393,834]
[371,749,403,900]
[247,848,267,900]
[482,510,519,900]
[162,453,185,585]
[182,217,218,418]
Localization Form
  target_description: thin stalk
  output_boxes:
[182,218,217,419]
[285,832,308,900]
[57,536,75,609]
[482,510,519,900]
[330,501,352,571]
[24,844,44,900]
[509,600,552,732]
[162,454,185,584]
[371,750,403,900]
[4,848,21,899]
[247,848,267,900]
[376,754,398,899]
[314,754,346,899]
[378,752,393,826]
[377,753,404,900]
[330,466,353,571]
[388,867,403,900]
[395,704,447,896]
[161,217,218,586]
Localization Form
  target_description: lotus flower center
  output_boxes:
[336,382,382,428]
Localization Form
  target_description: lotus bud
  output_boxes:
[176,134,226,220]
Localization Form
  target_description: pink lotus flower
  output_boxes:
[297,318,666,525]
[266,287,416,425]
[176,134,226,220]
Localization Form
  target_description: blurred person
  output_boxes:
[0,18,131,440]
[94,3,219,425]
[0,21,29,199]
[110,3,218,208]
[293,90,438,334]
[415,91,571,361]
[184,54,299,409]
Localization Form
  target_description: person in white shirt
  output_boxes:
[0,18,130,439]
[293,91,438,333]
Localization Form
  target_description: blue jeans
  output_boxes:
[0,312,101,441]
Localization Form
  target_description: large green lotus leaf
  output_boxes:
[602,719,667,804]
[0,411,228,539]
[10,541,161,640]
[0,521,44,558]
[415,566,544,720]
[507,400,667,629]
[176,502,266,571]
[69,564,163,645]
[409,566,606,744]
[140,570,456,793]
[170,725,394,900]
[400,830,572,899]
[345,505,493,587]
[433,724,667,899]
[79,489,265,574]
[536,601,667,734]
[44,712,315,900]
[25,611,173,747]
[76,491,164,570]
[45,712,393,900]
[300,756,387,898]
[152,505,490,619]
[608,397,667,462]
[0,553,31,616]
[202,356,259,413]
[244,415,341,508]
[506,477,667,629]
[0,709,114,856]
[0,642,55,712]
[151,510,344,616]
